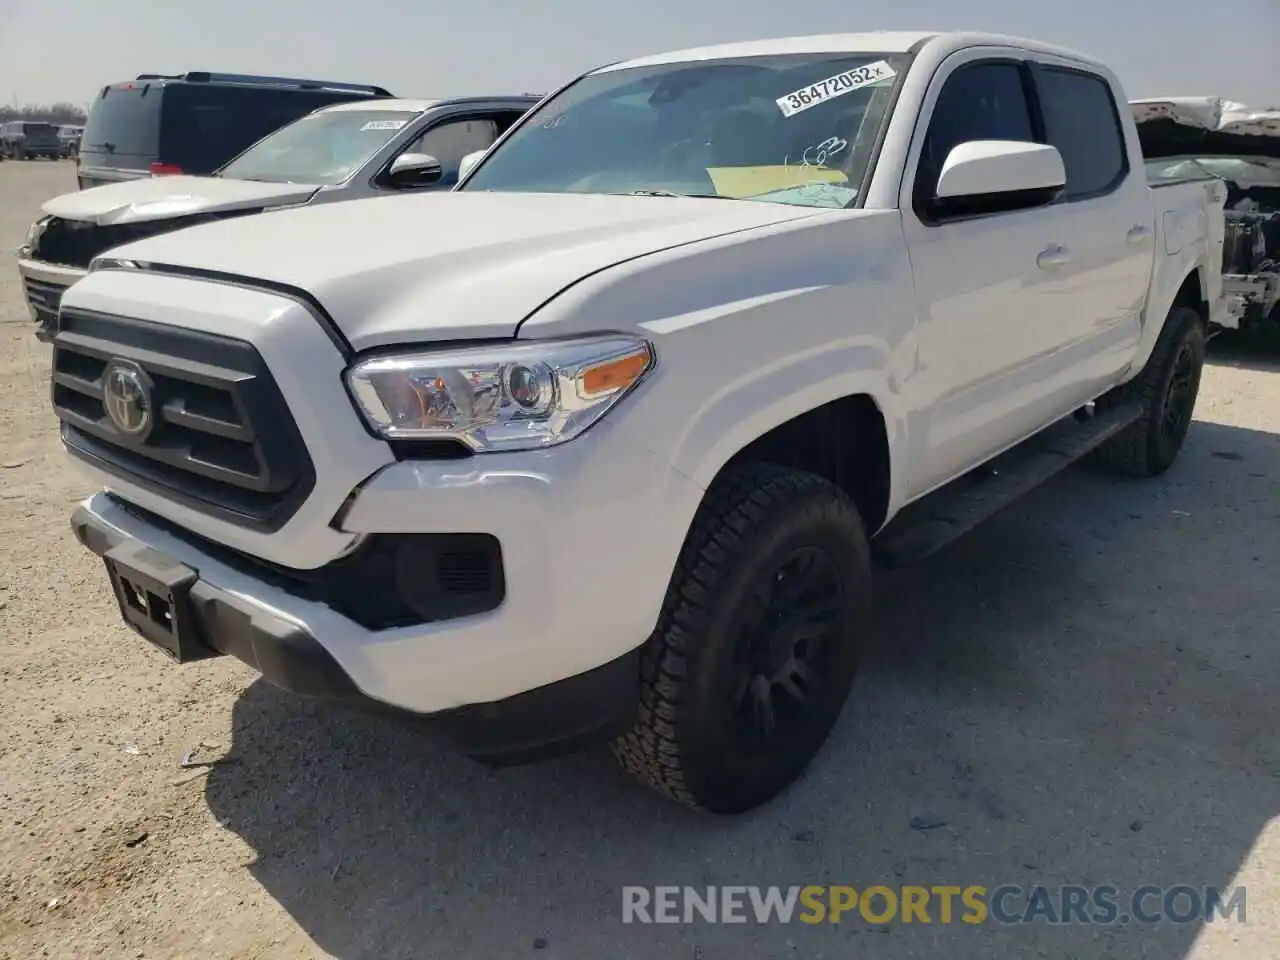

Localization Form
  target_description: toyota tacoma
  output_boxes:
[55,31,1226,813]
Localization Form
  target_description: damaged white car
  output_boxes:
[1134,97,1280,330]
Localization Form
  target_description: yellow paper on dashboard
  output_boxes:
[706,165,848,199]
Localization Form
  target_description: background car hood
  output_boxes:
[1132,97,1280,160]
[104,191,824,349]
[42,175,320,226]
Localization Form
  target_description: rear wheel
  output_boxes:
[612,463,872,813]
[1093,305,1205,477]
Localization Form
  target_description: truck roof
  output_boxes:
[595,31,1103,73]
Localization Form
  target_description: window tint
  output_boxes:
[1035,68,1127,198]
[160,86,376,173]
[405,118,500,186]
[82,86,162,165]
[916,62,1034,202]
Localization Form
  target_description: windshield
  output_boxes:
[461,52,906,208]
[217,109,419,185]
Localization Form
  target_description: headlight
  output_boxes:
[89,257,142,273]
[344,335,655,452]
[19,216,49,257]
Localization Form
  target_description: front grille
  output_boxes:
[23,276,64,322]
[53,309,315,531]
[31,211,260,269]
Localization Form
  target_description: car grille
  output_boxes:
[52,308,315,531]
[31,211,260,269]
[23,276,64,322]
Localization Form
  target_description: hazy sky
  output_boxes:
[2,0,1277,110]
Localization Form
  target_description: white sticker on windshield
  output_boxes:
[360,119,408,131]
[776,60,897,118]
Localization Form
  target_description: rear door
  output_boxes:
[1024,59,1151,393]
[78,82,163,187]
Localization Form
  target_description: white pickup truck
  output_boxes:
[57,31,1226,814]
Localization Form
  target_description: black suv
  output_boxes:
[77,72,393,189]
[0,122,63,160]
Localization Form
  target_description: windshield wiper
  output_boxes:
[627,189,734,200]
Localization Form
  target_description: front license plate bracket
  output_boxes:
[103,540,215,663]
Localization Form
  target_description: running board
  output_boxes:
[872,401,1143,569]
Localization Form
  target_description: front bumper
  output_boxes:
[68,384,703,712]
[71,493,641,762]
[16,258,85,342]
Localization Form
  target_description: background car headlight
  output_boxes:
[20,216,49,257]
[344,335,655,452]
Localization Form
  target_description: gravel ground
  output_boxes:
[1,159,1278,960]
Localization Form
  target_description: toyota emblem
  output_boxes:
[102,359,153,440]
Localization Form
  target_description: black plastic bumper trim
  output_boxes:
[70,503,639,763]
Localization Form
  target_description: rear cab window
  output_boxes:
[1032,66,1128,199]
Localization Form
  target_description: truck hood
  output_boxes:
[1132,97,1280,160]
[42,175,320,226]
[104,191,824,349]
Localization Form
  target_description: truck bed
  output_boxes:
[1148,176,1229,328]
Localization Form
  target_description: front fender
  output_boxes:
[521,208,918,518]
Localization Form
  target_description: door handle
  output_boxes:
[1036,244,1070,269]
[1127,225,1151,244]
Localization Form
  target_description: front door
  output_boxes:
[901,55,1080,497]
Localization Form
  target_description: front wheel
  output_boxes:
[1093,305,1205,477]
[612,463,872,813]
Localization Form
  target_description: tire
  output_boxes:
[612,462,872,813]
[1092,304,1205,477]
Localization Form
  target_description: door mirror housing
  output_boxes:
[387,152,443,188]
[457,149,487,184]
[932,140,1066,218]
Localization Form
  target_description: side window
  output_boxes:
[405,118,500,186]
[914,62,1035,209]
[1034,68,1127,199]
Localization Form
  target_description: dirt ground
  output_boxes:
[1,159,1279,960]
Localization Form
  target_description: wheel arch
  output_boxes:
[689,390,895,537]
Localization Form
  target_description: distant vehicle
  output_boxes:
[0,121,63,160]
[1133,97,1280,330]
[57,125,84,158]
[75,71,395,189]
[19,95,539,340]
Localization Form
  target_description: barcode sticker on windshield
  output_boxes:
[360,119,408,131]
[776,60,897,118]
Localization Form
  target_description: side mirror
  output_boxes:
[932,140,1065,217]
[387,152,443,188]
[457,149,487,184]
